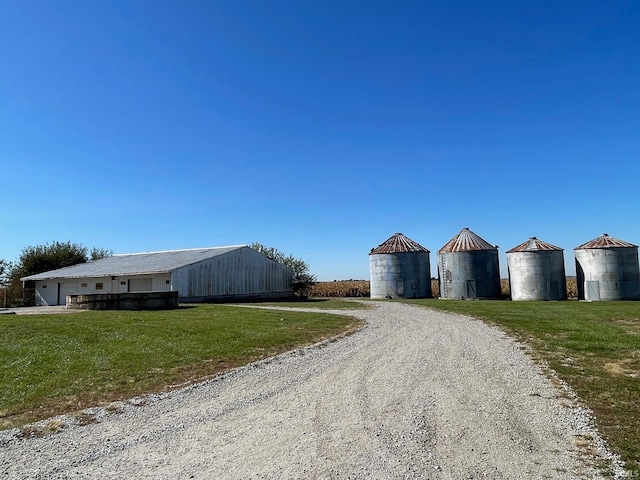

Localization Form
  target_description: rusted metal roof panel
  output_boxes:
[437,228,497,253]
[506,237,563,253]
[574,233,637,250]
[369,233,430,255]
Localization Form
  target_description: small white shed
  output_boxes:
[21,245,294,306]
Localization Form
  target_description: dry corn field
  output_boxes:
[310,280,372,298]
[311,278,579,299]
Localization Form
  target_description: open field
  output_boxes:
[404,299,640,475]
[0,304,362,430]
[310,280,372,298]
[311,278,579,299]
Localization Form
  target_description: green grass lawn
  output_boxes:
[405,299,640,475]
[0,304,362,430]
[250,298,372,309]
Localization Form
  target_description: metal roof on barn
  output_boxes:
[574,234,637,250]
[21,246,246,281]
[506,237,563,253]
[369,233,430,255]
[438,228,497,253]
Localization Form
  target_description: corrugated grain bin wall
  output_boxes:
[437,228,501,299]
[507,237,567,301]
[574,234,640,301]
[369,233,432,299]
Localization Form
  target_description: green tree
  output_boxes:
[250,242,317,297]
[14,241,88,278]
[0,259,11,307]
[0,259,10,283]
[90,247,113,260]
[3,241,113,307]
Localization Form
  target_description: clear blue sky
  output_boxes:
[1,1,639,280]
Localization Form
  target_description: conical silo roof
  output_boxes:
[438,228,497,253]
[574,233,637,250]
[370,233,429,255]
[507,237,563,253]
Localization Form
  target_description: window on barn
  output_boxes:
[81,283,88,288]
[96,282,104,290]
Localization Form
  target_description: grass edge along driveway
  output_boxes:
[407,299,640,476]
[0,303,363,431]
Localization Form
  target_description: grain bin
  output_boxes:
[437,228,501,299]
[506,237,567,301]
[369,233,432,299]
[574,233,640,301]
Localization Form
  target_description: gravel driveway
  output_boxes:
[0,302,623,479]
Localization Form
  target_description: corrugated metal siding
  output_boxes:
[438,250,501,299]
[507,250,567,301]
[369,251,431,299]
[370,233,430,255]
[33,249,293,302]
[575,247,640,300]
[172,246,293,300]
[575,233,638,250]
[152,274,171,292]
[438,228,497,253]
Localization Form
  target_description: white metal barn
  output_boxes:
[21,245,294,306]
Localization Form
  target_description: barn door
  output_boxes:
[129,277,153,292]
[465,280,477,299]
[58,282,78,306]
[587,281,601,301]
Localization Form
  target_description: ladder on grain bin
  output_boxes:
[439,256,447,298]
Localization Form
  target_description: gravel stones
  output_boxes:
[0,302,626,479]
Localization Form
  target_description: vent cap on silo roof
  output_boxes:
[437,227,497,253]
[369,233,430,255]
[507,237,563,253]
[574,233,638,250]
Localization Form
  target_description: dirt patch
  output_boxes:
[604,358,639,377]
